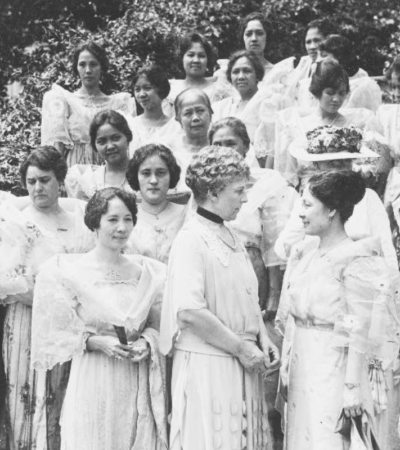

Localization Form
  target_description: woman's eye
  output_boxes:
[96,139,105,146]
[112,135,121,141]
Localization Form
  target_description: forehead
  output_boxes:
[221,177,247,193]
[26,165,55,178]
[323,81,348,92]
[78,50,99,62]
[135,74,151,86]
[180,92,208,109]
[104,197,132,216]
[139,154,168,170]
[213,126,240,141]
[306,28,324,40]
[232,57,253,69]
[96,123,121,138]
[186,42,206,53]
[245,20,265,32]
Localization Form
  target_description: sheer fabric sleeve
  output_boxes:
[111,92,137,117]
[347,78,382,113]
[31,256,88,370]
[41,85,72,146]
[332,245,400,362]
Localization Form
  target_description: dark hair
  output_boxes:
[309,58,350,99]
[174,88,213,120]
[308,170,365,223]
[227,50,265,84]
[132,64,171,100]
[209,117,250,152]
[180,32,215,73]
[20,146,68,187]
[319,35,360,77]
[126,143,181,191]
[84,187,137,231]
[385,56,400,81]
[307,19,337,38]
[239,12,270,52]
[72,41,109,77]
[90,110,133,151]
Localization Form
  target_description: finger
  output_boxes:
[115,349,130,358]
[131,350,150,362]
[350,408,358,418]
[344,408,351,418]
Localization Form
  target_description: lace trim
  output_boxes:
[195,220,243,267]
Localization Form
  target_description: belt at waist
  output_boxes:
[175,331,257,357]
[295,318,334,331]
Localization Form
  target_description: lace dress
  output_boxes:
[0,201,94,450]
[41,84,136,166]
[278,237,399,450]
[31,255,168,450]
[160,217,273,450]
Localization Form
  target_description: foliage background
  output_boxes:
[0,0,399,192]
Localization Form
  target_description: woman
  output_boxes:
[273,58,376,186]
[0,146,94,450]
[278,170,399,449]
[32,188,168,450]
[166,32,228,110]
[125,143,188,264]
[381,56,400,104]
[41,41,136,166]
[129,65,182,154]
[160,146,280,450]
[65,109,135,200]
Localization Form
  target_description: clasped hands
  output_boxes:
[237,338,280,377]
[87,335,149,362]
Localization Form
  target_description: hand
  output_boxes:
[86,335,131,361]
[343,384,363,418]
[236,340,267,374]
[259,337,281,376]
[128,337,150,363]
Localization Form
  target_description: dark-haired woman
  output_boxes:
[31,188,168,450]
[0,146,94,449]
[125,144,188,264]
[65,110,135,200]
[273,58,376,186]
[129,65,182,153]
[279,170,399,449]
[298,35,381,112]
[41,41,136,166]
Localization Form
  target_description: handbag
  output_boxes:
[335,409,380,450]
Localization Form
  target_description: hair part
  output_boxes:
[186,145,250,203]
[132,64,171,100]
[90,110,133,151]
[126,143,181,191]
[308,169,365,223]
[84,187,137,231]
[209,117,251,152]
[227,50,265,84]
[72,41,109,77]
[309,58,350,99]
[20,146,68,187]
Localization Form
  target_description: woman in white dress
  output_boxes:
[32,188,168,450]
[278,170,399,450]
[41,41,136,165]
[129,65,181,154]
[65,110,135,200]
[0,146,94,450]
[160,146,280,450]
[126,143,188,264]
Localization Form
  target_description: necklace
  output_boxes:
[103,168,127,189]
[327,113,339,127]
[141,201,169,220]
[318,236,348,257]
[216,227,237,250]
[103,253,123,281]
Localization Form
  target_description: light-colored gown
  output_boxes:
[279,237,399,450]
[31,254,168,450]
[0,200,94,450]
[160,216,272,450]
[41,84,136,165]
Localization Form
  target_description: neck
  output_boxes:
[317,106,339,122]
[78,84,102,97]
[143,106,166,121]
[187,133,209,149]
[141,197,169,215]
[106,157,129,173]
[318,223,348,250]
[240,87,258,102]
[92,243,122,267]
[185,75,207,86]
[32,200,62,215]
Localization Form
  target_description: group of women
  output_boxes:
[1,9,400,450]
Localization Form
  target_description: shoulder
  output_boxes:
[342,107,374,126]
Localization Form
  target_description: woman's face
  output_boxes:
[318,82,348,114]
[305,28,325,62]
[133,75,162,111]
[212,177,248,221]
[138,155,170,205]
[231,57,258,99]
[243,20,267,56]
[77,50,101,88]
[211,126,248,157]
[178,92,211,140]
[299,185,331,236]
[97,197,134,250]
[183,42,208,78]
[95,123,129,166]
[26,166,60,209]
